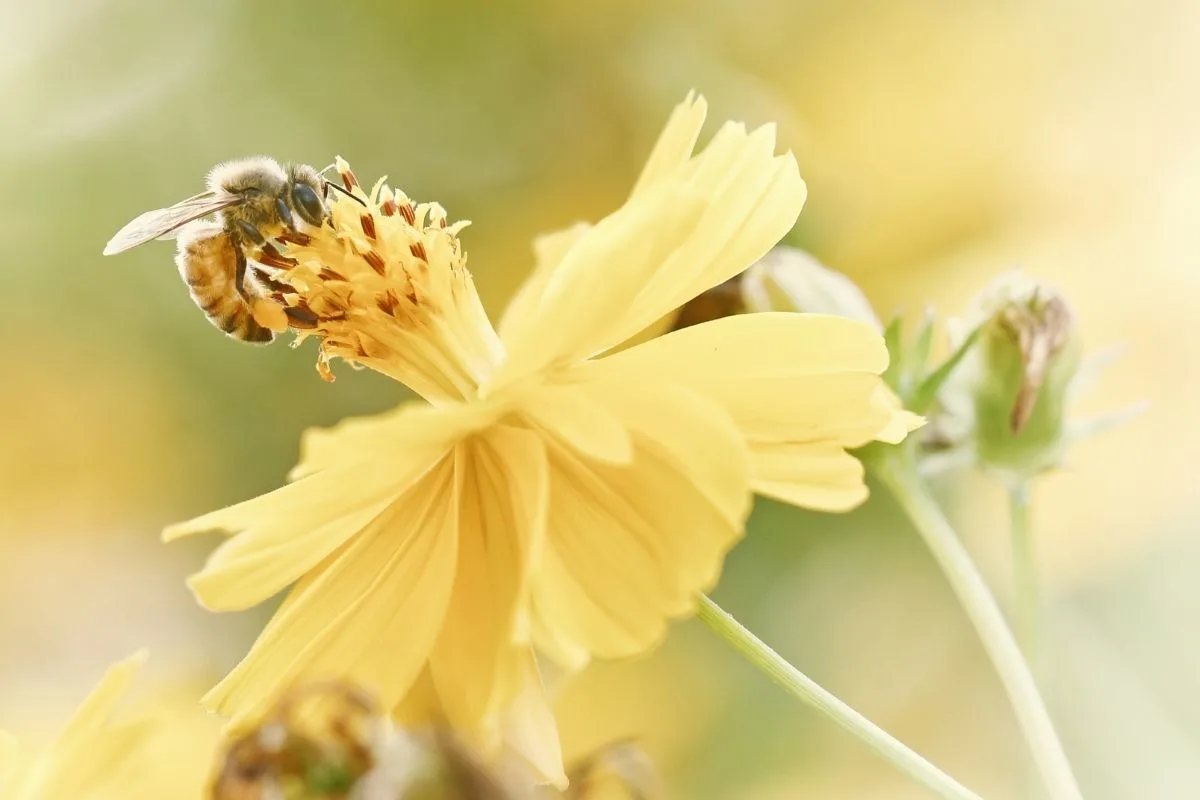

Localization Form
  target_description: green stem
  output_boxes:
[875,453,1081,800]
[696,594,982,800]
[1009,482,1040,678]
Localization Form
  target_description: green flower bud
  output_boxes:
[939,273,1084,482]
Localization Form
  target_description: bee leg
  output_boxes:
[234,219,267,246]
[233,245,252,301]
[274,197,296,231]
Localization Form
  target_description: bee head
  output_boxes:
[285,163,328,227]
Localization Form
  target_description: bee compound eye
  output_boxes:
[291,183,326,226]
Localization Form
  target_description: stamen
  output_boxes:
[284,306,320,329]
[257,244,298,270]
[276,230,312,246]
[379,189,398,217]
[251,268,295,295]
[377,291,400,316]
[316,349,335,382]
[262,159,505,403]
[360,214,377,240]
[363,251,387,275]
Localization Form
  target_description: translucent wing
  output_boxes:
[103,191,243,255]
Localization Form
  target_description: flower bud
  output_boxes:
[939,272,1084,481]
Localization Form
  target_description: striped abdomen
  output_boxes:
[174,222,274,343]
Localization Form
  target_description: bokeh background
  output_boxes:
[1,0,1197,797]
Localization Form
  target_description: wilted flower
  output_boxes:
[166,94,914,783]
[740,246,882,330]
[932,271,1138,481]
[0,652,201,800]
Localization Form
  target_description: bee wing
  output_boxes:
[103,191,243,255]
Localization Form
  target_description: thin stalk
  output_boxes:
[1009,482,1040,677]
[696,594,982,800]
[1010,481,1042,800]
[875,452,1081,800]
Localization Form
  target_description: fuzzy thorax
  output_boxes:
[254,158,503,403]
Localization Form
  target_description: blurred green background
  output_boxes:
[2,0,1198,797]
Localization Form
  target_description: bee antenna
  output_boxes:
[324,180,367,207]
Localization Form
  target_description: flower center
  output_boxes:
[251,158,504,404]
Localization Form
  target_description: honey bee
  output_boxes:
[103,156,333,343]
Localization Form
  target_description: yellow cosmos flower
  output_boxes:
[166,93,916,785]
[0,652,200,800]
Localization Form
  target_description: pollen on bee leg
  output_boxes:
[252,299,289,334]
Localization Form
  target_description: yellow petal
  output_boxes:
[40,720,159,800]
[429,425,549,737]
[392,666,442,728]
[529,384,748,661]
[581,380,750,529]
[595,312,888,380]
[524,605,591,673]
[496,103,805,384]
[599,124,806,350]
[497,222,592,342]
[628,91,708,197]
[8,653,159,800]
[498,93,706,352]
[588,313,894,444]
[751,441,870,512]
[586,313,903,511]
[873,385,927,444]
[497,182,707,385]
[518,383,633,465]
[499,652,566,789]
[880,408,926,442]
[58,650,147,745]
[290,399,496,480]
[203,457,458,725]
[178,473,397,612]
[173,404,471,612]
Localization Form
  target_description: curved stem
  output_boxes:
[696,594,982,800]
[1009,482,1040,678]
[875,453,1081,800]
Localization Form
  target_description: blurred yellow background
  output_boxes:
[1,0,1197,797]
